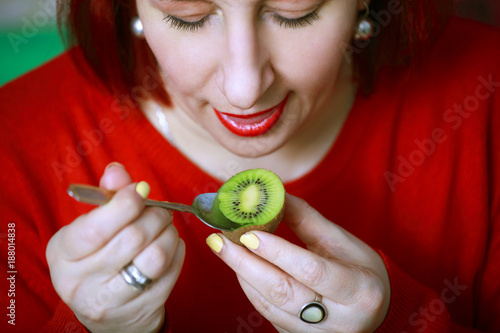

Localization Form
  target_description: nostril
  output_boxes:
[215,63,275,110]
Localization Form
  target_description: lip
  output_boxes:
[214,95,289,137]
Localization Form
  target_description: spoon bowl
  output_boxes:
[67,184,241,231]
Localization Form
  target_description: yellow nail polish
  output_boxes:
[206,234,224,253]
[135,181,150,199]
[240,233,260,250]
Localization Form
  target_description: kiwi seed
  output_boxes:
[215,168,285,245]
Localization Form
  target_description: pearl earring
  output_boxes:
[131,17,144,38]
[354,2,374,42]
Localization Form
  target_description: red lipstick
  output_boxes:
[214,95,289,137]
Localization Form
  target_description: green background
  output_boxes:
[0,28,65,87]
[0,0,65,88]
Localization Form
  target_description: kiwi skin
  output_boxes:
[221,199,285,245]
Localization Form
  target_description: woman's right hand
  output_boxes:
[46,163,185,333]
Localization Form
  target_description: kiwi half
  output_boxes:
[215,168,285,244]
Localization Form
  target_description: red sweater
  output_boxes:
[0,18,499,332]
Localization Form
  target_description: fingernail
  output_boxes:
[240,233,260,250]
[206,234,224,253]
[135,181,150,199]
[105,162,124,171]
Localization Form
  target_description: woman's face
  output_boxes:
[137,0,361,157]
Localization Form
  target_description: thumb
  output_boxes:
[283,194,373,264]
[283,194,343,249]
[99,162,133,190]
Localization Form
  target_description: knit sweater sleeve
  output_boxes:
[476,68,500,332]
[39,302,90,333]
[375,253,468,332]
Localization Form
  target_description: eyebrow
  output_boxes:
[151,0,213,7]
[152,0,317,6]
[154,0,209,3]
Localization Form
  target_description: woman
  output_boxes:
[0,0,499,332]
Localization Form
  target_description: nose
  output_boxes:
[215,19,274,110]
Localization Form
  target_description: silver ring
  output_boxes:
[298,293,327,324]
[120,262,152,291]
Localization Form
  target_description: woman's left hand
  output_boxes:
[206,194,390,332]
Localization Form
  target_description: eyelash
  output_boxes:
[272,10,320,29]
[163,9,320,33]
[163,15,211,33]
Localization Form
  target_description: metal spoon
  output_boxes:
[67,184,241,231]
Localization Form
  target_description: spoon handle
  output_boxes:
[145,200,194,213]
[67,184,194,213]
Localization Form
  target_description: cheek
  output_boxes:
[273,21,354,95]
[144,30,217,95]
[282,40,347,92]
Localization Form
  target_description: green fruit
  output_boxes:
[216,168,286,244]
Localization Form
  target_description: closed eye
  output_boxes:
[271,9,320,29]
[163,14,211,32]
[163,8,320,33]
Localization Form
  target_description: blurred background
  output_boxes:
[0,0,499,87]
[0,0,63,87]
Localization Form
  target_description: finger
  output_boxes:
[239,231,364,306]
[78,240,185,324]
[207,234,313,315]
[283,194,369,264]
[239,275,363,333]
[99,162,132,190]
[139,238,185,302]
[108,223,184,305]
[114,239,185,319]
[59,182,147,260]
[95,207,174,273]
[282,194,342,248]
[128,220,180,281]
[236,276,300,331]
[238,277,359,332]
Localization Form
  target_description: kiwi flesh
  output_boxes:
[215,168,285,245]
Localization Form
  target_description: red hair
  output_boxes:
[57,0,454,104]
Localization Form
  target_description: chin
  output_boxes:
[219,134,286,158]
